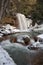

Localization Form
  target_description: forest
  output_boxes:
[0,0,43,24]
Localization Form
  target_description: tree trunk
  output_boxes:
[0,0,10,21]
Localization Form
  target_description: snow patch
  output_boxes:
[0,46,16,65]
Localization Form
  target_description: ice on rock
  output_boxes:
[5,24,14,30]
[33,24,43,32]
[37,34,43,39]
[31,40,43,47]
[32,41,40,47]
[5,30,10,34]
[5,24,17,31]
[0,46,16,65]
[17,35,30,43]
[12,29,20,32]
[0,33,3,37]
[0,24,20,34]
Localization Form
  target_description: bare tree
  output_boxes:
[0,0,10,21]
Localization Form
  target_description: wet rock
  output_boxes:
[10,37,17,43]
[33,36,38,42]
[0,37,4,42]
[16,35,30,46]
[23,37,30,45]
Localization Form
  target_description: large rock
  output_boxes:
[3,43,43,65]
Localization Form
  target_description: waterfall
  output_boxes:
[16,13,27,30]
[26,18,32,28]
[0,46,16,65]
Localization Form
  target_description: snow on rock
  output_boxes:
[4,24,16,30]
[30,40,43,47]
[4,24,20,33]
[37,34,43,39]
[32,41,40,47]
[0,46,16,65]
[0,24,20,37]
[17,35,30,44]
[0,33,3,37]
[33,24,43,33]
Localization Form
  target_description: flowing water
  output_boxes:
[16,13,27,30]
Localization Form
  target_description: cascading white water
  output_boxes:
[0,46,16,65]
[26,18,32,28]
[16,13,27,30]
